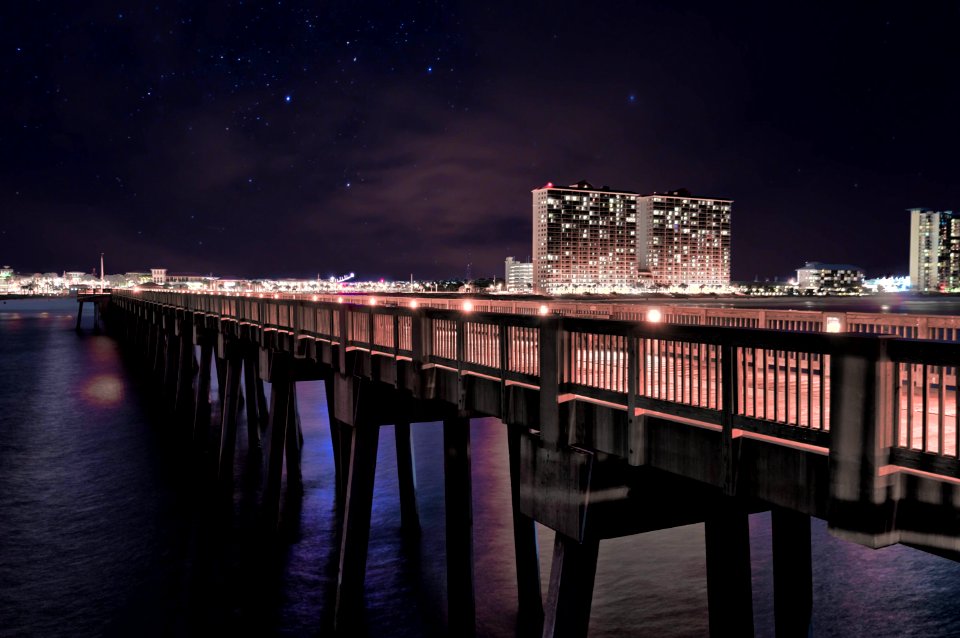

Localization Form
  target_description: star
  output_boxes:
[284,95,292,103]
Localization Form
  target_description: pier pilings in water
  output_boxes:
[106,292,931,638]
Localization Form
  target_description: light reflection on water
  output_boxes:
[1,298,960,637]
[83,374,124,406]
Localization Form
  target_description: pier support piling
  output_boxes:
[284,384,303,494]
[334,422,381,628]
[542,533,600,638]
[242,351,262,452]
[443,417,475,637]
[507,424,543,627]
[324,380,349,509]
[214,355,227,407]
[773,508,812,638]
[174,320,195,421]
[163,328,179,404]
[193,339,213,452]
[705,506,754,638]
[395,421,421,538]
[262,352,293,525]
[217,349,243,486]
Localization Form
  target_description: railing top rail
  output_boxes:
[887,337,960,365]
[113,289,908,356]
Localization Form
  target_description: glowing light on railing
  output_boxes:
[463,300,473,312]
[410,300,418,309]
[647,308,662,323]
[539,304,549,316]
[825,317,842,333]
[338,297,344,304]
[312,294,318,301]
[273,293,279,299]
[258,294,264,299]
[369,297,377,306]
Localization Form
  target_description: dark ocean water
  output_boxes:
[3,297,960,637]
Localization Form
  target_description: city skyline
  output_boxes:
[4,4,960,279]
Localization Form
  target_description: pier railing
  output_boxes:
[114,290,960,480]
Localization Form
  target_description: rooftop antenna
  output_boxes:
[100,253,105,288]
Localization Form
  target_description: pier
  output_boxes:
[102,290,960,637]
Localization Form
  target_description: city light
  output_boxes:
[463,300,473,312]
[539,304,549,315]
[369,297,377,306]
[647,308,662,323]
[410,300,418,309]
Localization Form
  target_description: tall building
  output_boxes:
[504,257,533,291]
[532,180,638,293]
[909,208,960,292]
[637,189,732,288]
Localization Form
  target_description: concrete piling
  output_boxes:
[334,422,381,628]
[705,506,754,638]
[395,421,421,538]
[542,533,600,638]
[443,417,476,637]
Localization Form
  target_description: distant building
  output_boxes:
[532,180,639,293]
[504,257,533,291]
[637,189,732,288]
[0,266,13,280]
[165,273,216,288]
[796,262,864,293]
[150,268,167,285]
[909,208,960,292]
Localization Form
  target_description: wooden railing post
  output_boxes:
[828,335,897,543]
[367,304,375,349]
[338,303,349,373]
[456,315,466,412]
[720,342,738,495]
[499,319,509,420]
[626,335,646,465]
[393,313,400,358]
[539,316,562,446]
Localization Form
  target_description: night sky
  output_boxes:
[3,2,960,281]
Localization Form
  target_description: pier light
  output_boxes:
[273,293,279,299]
[647,308,662,323]
[463,300,474,312]
[312,294,318,301]
[369,297,377,306]
[410,300,418,309]
[539,304,549,316]
[258,293,264,298]
[337,297,344,304]
[825,316,842,333]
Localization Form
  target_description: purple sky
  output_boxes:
[3,2,960,280]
